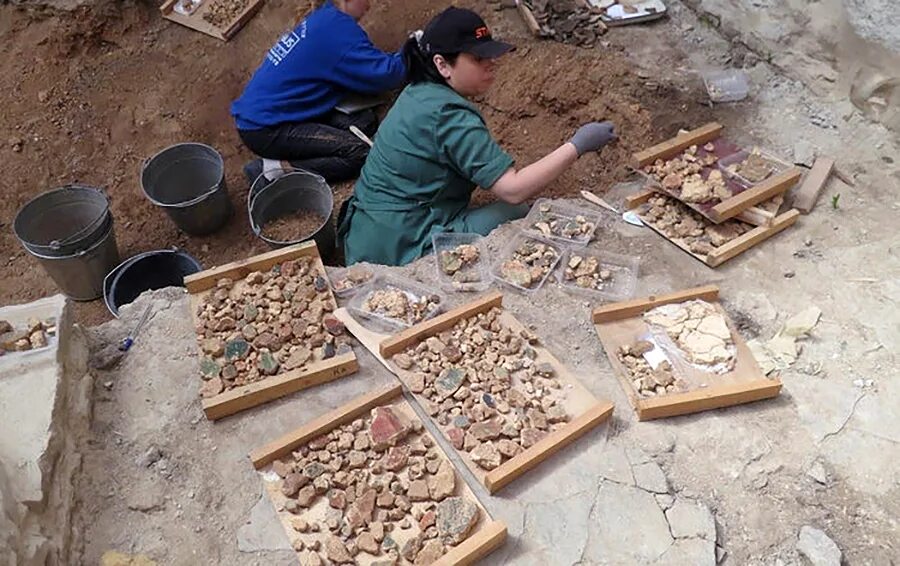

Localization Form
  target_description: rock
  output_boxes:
[415,540,444,565]
[435,367,466,399]
[272,460,292,478]
[284,347,312,370]
[527,409,548,430]
[290,517,309,532]
[408,479,430,501]
[329,489,347,510]
[401,534,425,562]
[296,485,317,507]
[447,427,465,450]
[500,260,533,288]
[303,551,322,566]
[281,472,308,497]
[303,461,327,479]
[348,489,377,527]
[408,372,426,393]
[520,428,546,448]
[496,439,523,458]
[469,420,502,441]
[322,342,336,359]
[199,375,224,398]
[314,275,328,292]
[665,498,716,540]
[199,357,221,379]
[394,353,413,370]
[428,460,455,501]
[369,406,409,450]
[357,532,380,555]
[258,351,280,375]
[436,497,479,545]
[470,441,501,470]
[321,313,345,335]
[241,323,258,341]
[419,510,436,530]
[224,339,250,361]
[313,475,331,494]
[807,460,829,485]
[377,491,395,508]
[797,526,842,566]
[326,536,354,563]
[383,446,409,471]
[370,521,385,542]
[353,433,370,451]
[546,405,568,423]
[221,364,238,380]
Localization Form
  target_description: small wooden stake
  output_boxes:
[792,157,836,214]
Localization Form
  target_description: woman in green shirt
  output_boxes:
[338,7,616,266]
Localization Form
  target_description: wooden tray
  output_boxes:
[335,292,615,494]
[592,285,781,420]
[250,385,507,565]
[633,122,803,224]
[184,242,358,420]
[159,0,264,41]
[625,189,800,268]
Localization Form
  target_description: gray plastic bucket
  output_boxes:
[13,185,120,300]
[14,184,111,257]
[24,223,121,301]
[248,169,335,258]
[103,249,202,317]
[141,143,232,235]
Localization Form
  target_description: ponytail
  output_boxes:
[401,36,459,85]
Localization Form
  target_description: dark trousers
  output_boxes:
[238,110,378,183]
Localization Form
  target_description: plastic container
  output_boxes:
[431,232,490,293]
[555,249,640,302]
[347,275,445,330]
[702,70,750,103]
[328,266,374,299]
[491,232,562,293]
[717,149,792,186]
[523,199,603,246]
[141,143,232,236]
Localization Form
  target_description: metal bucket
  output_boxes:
[141,143,232,235]
[24,223,121,301]
[103,249,202,317]
[248,169,336,258]
[13,185,120,300]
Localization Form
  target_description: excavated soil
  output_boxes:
[0,0,710,326]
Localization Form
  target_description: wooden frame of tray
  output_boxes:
[250,384,508,566]
[592,285,781,421]
[184,242,358,421]
[334,292,615,494]
[633,122,803,223]
[159,0,264,41]
[625,189,800,268]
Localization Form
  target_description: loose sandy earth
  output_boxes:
[1,0,897,564]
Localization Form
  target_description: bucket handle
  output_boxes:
[140,152,223,209]
[247,167,327,236]
[44,184,111,252]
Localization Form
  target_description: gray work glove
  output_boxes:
[570,121,617,156]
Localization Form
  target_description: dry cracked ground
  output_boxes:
[72,1,897,565]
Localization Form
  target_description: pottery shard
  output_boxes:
[401,534,425,563]
[469,420,502,441]
[506,388,527,408]
[393,353,413,370]
[408,373,426,393]
[696,313,732,341]
[427,460,455,501]
[469,441,501,470]
[199,377,224,399]
[383,446,409,471]
[376,491,395,508]
[370,521,385,542]
[348,488,377,527]
[496,439,523,458]
[408,479,430,501]
[296,485,317,507]
[546,405,568,424]
[415,540,444,566]
[369,406,409,450]
[435,367,466,399]
[322,314,345,336]
[436,497,479,545]
[527,409,549,430]
[326,536,354,564]
[282,472,308,497]
[357,532,380,555]
[329,489,347,510]
[201,337,225,357]
[520,428,547,448]
[284,347,312,370]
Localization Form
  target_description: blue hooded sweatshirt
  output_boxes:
[231,2,406,131]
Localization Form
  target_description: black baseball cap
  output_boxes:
[422,7,515,59]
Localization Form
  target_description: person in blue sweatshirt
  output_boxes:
[232,0,406,184]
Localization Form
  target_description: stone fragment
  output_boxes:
[797,526,842,566]
[224,339,250,361]
[303,461,327,479]
[282,472,308,497]
[290,517,309,532]
[322,313,345,336]
[199,357,221,379]
[369,406,409,450]
[470,441,501,470]
[527,409,548,430]
[326,536,354,564]
[469,420,502,441]
[329,489,347,510]
[357,532,380,555]
[435,367,466,399]
[419,510,436,530]
[302,551,322,566]
[447,427,465,450]
[296,485,317,507]
[370,521,385,542]
[520,428,546,448]
[546,405,568,423]
[199,377,223,398]
[284,347,312,370]
[408,372,426,393]
[415,540,444,565]
[428,460,455,501]
[201,337,225,357]
[496,439,523,458]
[394,353,413,370]
[383,446,409,471]
[258,351,280,375]
[348,489,377,527]
[272,460,292,478]
[401,534,425,563]
[376,492,395,508]
[408,480,430,501]
[436,497,479,545]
